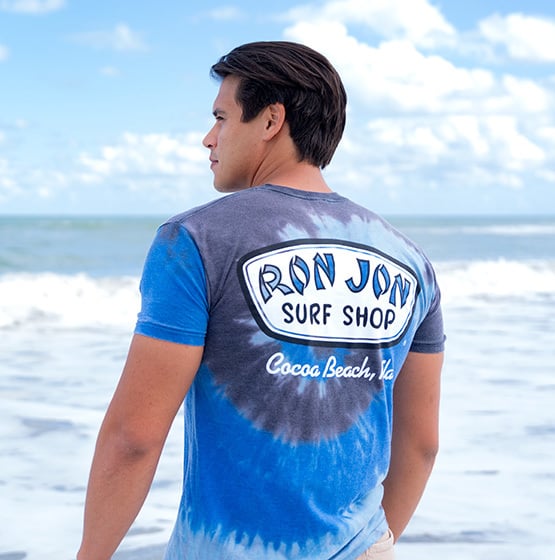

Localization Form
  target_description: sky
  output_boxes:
[1,0,555,216]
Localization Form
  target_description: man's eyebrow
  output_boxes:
[212,108,226,117]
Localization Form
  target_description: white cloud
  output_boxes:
[538,170,555,184]
[326,109,551,199]
[282,2,555,117]
[0,158,21,199]
[191,6,245,24]
[537,126,555,145]
[0,131,213,209]
[483,116,545,169]
[205,7,244,21]
[442,116,490,157]
[70,24,147,52]
[75,132,214,207]
[501,75,550,113]
[100,66,120,77]
[479,13,555,62]
[280,0,555,204]
[285,21,496,113]
[33,169,69,197]
[78,132,208,182]
[0,159,93,205]
[364,118,456,164]
[0,0,64,14]
[0,44,9,61]
[285,0,456,47]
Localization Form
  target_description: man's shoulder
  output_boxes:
[168,188,264,225]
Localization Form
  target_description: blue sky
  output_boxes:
[1,0,554,215]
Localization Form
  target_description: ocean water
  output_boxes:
[1,213,554,559]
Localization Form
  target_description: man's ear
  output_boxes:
[262,103,286,140]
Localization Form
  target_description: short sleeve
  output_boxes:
[409,286,446,353]
[135,221,209,346]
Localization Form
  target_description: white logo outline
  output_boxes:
[238,239,420,348]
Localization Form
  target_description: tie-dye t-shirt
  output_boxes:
[135,184,445,560]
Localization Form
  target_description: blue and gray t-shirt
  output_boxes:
[135,184,445,560]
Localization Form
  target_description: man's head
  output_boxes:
[209,41,347,169]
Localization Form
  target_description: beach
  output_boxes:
[1,214,554,559]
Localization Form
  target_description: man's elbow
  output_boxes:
[425,445,439,465]
[99,420,166,462]
[418,440,439,469]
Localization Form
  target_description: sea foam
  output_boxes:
[0,272,140,329]
[436,259,555,304]
[1,259,553,329]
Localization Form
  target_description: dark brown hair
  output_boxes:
[210,41,347,169]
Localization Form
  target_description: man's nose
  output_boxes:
[202,126,216,149]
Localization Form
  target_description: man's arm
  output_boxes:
[381,350,444,541]
[77,334,203,560]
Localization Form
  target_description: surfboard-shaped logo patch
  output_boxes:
[238,239,420,348]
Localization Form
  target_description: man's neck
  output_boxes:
[254,160,332,193]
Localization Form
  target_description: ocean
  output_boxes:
[1,213,554,559]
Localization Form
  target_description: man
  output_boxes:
[77,41,444,560]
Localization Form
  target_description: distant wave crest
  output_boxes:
[436,259,555,305]
[1,259,553,329]
[0,272,140,329]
